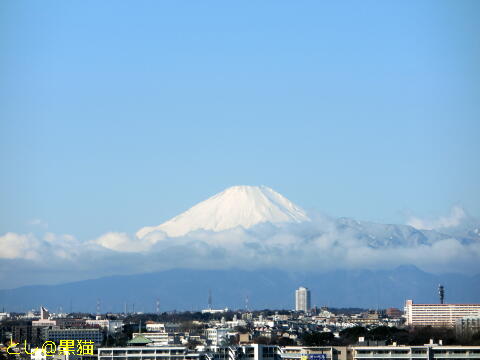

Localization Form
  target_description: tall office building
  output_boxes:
[295,286,311,312]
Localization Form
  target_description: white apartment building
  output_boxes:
[404,299,480,326]
[146,323,181,333]
[146,323,167,332]
[295,287,311,313]
[205,328,230,346]
[352,345,480,359]
[201,308,229,315]
[99,345,278,360]
[98,345,480,360]
[206,345,279,360]
[86,319,124,333]
[280,346,347,360]
[98,347,201,360]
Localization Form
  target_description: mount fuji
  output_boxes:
[133,185,480,251]
[137,185,310,238]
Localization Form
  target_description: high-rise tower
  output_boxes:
[295,286,311,312]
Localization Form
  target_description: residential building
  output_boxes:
[385,308,402,318]
[280,346,348,360]
[351,345,480,359]
[205,328,229,346]
[85,319,123,333]
[206,344,280,360]
[295,287,311,313]
[56,319,87,328]
[13,324,43,345]
[41,327,104,344]
[404,299,480,326]
[97,344,480,360]
[146,323,181,333]
[98,346,203,360]
[201,308,229,315]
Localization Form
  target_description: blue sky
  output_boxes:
[1,0,479,241]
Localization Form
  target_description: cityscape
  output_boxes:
[1,1,479,360]
[1,285,480,360]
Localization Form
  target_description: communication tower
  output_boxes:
[439,284,445,304]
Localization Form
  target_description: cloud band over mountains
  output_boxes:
[1,207,479,289]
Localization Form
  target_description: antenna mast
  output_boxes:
[96,298,101,316]
[439,284,445,304]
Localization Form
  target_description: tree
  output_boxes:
[407,326,457,346]
[339,326,368,344]
[470,331,480,346]
[278,337,297,346]
[302,332,335,346]
[187,339,201,350]
[252,336,271,345]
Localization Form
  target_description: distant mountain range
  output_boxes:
[1,266,479,313]
[107,185,480,251]
[1,185,479,311]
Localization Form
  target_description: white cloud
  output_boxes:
[43,232,82,259]
[0,233,40,260]
[1,209,480,288]
[0,232,82,261]
[406,205,467,230]
[95,232,141,252]
[93,231,167,252]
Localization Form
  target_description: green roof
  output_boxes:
[128,335,153,345]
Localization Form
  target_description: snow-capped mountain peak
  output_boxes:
[136,185,310,238]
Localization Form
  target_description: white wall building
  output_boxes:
[146,323,181,333]
[352,345,480,359]
[295,287,311,313]
[98,344,480,360]
[86,319,124,333]
[201,308,229,314]
[404,299,480,327]
[207,344,279,360]
[146,323,166,332]
[98,346,201,360]
[205,328,230,346]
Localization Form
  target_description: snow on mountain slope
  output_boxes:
[334,217,436,248]
[136,185,310,238]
